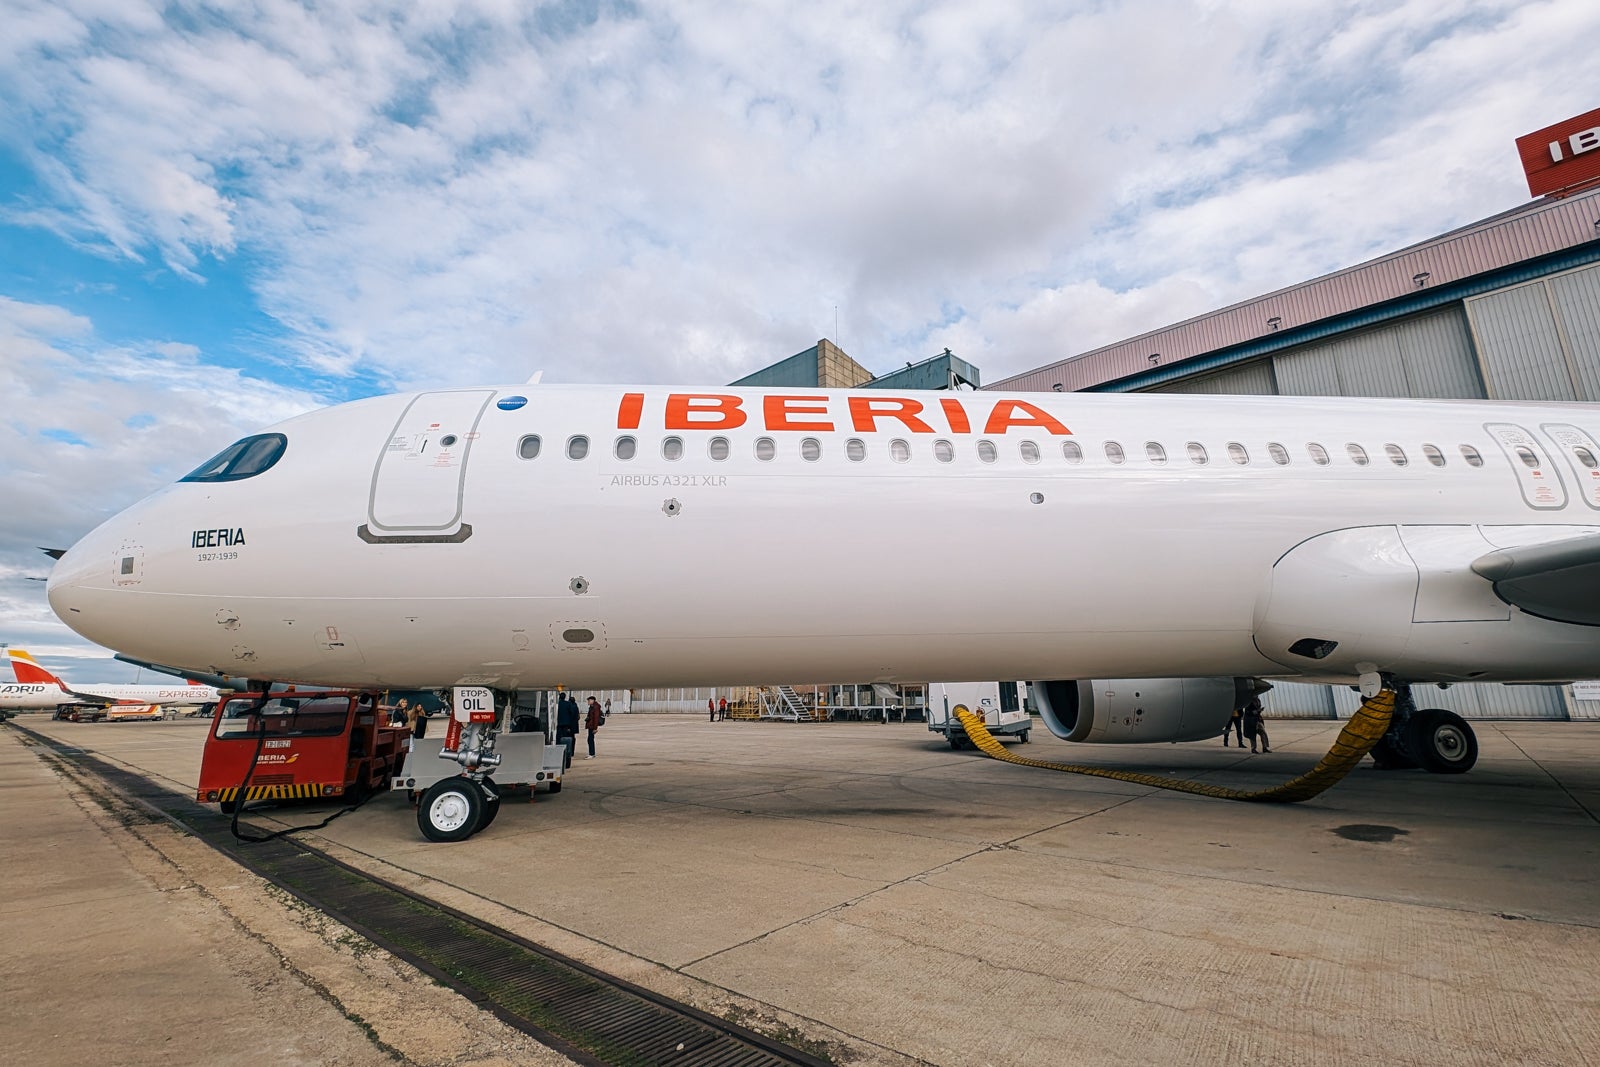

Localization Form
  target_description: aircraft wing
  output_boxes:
[1471,533,1600,626]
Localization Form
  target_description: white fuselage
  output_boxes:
[44,386,1600,691]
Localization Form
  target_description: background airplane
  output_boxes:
[41,384,1600,774]
[2,648,223,719]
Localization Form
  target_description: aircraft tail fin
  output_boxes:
[7,649,66,687]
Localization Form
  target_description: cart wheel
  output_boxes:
[1020,729,1030,744]
[475,777,501,831]
[219,798,238,815]
[417,778,483,842]
[547,780,562,794]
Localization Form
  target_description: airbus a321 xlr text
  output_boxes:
[45,384,1600,777]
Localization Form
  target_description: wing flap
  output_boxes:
[1471,533,1600,626]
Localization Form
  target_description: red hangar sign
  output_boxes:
[1516,107,1600,199]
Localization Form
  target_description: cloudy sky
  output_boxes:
[3,0,1599,676]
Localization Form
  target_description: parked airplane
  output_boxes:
[42,385,1600,775]
[1,647,223,718]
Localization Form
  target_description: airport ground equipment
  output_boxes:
[928,682,1030,749]
[198,691,409,814]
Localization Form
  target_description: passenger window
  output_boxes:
[846,438,866,461]
[709,436,730,461]
[1575,446,1599,469]
[663,436,684,461]
[1514,445,1539,469]
[1422,444,1445,467]
[1146,442,1167,464]
[1307,443,1329,465]
[1347,443,1369,466]
[801,437,822,461]
[1385,444,1407,466]
[517,434,542,460]
[614,436,636,461]
[1062,440,1083,464]
[566,435,589,460]
[1460,444,1484,467]
[182,433,289,482]
[1019,440,1040,464]
[934,439,955,463]
[1187,442,1208,465]
[1227,442,1249,465]
[755,437,776,461]
[977,440,997,463]
[1104,441,1126,464]
[890,439,911,462]
[1267,442,1289,465]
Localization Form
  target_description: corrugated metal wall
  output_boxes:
[1151,360,1276,394]
[1467,262,1600,401]
[1272,307,1481,398]
[1326,684,1567,720]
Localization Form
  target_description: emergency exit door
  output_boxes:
[364,390,495,541]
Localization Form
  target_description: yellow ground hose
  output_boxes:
[954,688,1396,804]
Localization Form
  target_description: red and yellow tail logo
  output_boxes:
[7,649,64,687]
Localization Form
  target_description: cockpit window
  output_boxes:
[181,433,288,483]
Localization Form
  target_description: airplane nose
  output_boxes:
[47,522,139,648]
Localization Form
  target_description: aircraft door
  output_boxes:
[1484,422,1566,510]
[1540,423,1600,509]
[363,390,495,543]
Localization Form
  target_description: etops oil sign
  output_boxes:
[1517,107,1600,199]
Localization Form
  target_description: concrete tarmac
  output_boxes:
[7,712,1599,1066]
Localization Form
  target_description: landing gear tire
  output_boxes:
[475,777,501,832]
[1407,709,1478,774]
[1369,734,1419,770]
[417,777,484,842]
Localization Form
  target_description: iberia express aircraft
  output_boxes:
[2,648,222,719]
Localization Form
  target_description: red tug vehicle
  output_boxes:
[198,690,410,814]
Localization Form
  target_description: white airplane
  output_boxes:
[41,385,1600,777]
[0,647,222,718]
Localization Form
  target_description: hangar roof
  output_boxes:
[991,186,1600,394]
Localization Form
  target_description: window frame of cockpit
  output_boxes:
[180,433,289,483]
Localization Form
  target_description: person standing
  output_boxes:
[708,697,716,722]
[1222,702,1244,748]
[392,697,410,728]
[406,699,427,740]
[556,692,580,767]
[585,697,603,759]
[1242,696,1270,753]
[718,697,728,720]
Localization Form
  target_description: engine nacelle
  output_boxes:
[1031,678,1256,744]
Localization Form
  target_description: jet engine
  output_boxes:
[1031,678,1265,744]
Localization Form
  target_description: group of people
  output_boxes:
[1222,696,1271,753]
[557,693,606,762]
[388,693,608,763]
[708,697,729,721]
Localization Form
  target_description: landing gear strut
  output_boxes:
[1370,682,1478,774]
[416,686,508,842]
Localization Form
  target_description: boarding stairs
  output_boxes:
[758,686,819,722]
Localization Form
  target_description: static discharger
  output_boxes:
[954,689,1396,803]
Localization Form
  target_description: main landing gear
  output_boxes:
[1369,683,1479,774]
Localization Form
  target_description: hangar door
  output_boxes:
[1274,307,1483,398]
[1466,262,1600,401]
